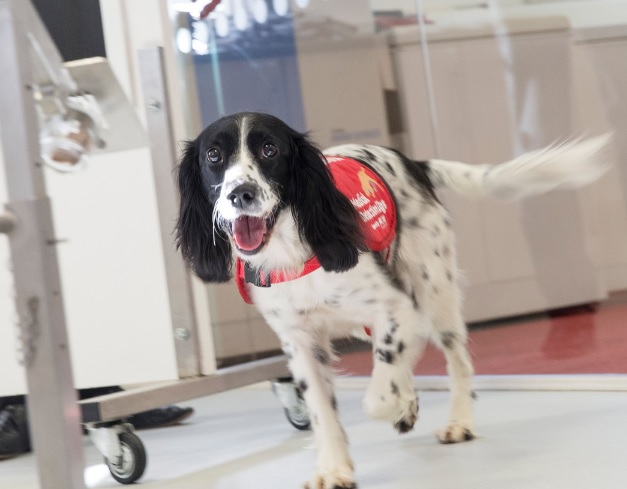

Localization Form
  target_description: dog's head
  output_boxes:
[175,112,365,282]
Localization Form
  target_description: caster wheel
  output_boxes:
[284,401,311,431]
[104,432,147,484]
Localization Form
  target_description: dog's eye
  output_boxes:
[206,147,222,164]
[262,142,278,159]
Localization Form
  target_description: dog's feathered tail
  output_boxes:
[427,134,612,199]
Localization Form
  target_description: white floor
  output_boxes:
[3,383,627,489]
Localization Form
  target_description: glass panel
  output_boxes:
[381,0,627,375]
[167,0,627,374]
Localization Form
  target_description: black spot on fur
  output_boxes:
[442,245,451,258]
[313,346,330,365]
[391,381,399,396]
[385,162,396,176]
[406,217,420,228]
[298,379,308,393]
[376,348,395,364]
[362,149,377,161]
[434,247,441,257]
[297,309,307,316]
[441,331,457,349]
[397,341,405,354]
[447,270,453,281]
[384,333,394,345]
[412,293,419,309]
[373,252,404,292]
[331,395,338,411]
[389,318,399,333]
[390,149,440,204]
[471,391,478,400]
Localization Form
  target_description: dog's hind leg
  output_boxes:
[430,294,477,443]
[278,327,356,489]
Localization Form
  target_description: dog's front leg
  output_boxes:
[279,328,356,489]
[363,298,424,434]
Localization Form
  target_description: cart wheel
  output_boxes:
[104,432,147,484]
[284,401,311,431]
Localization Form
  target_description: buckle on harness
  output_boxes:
[244,263,271,288]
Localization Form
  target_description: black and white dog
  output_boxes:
[176,112,609,489]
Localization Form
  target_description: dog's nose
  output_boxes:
[227,183,258,209]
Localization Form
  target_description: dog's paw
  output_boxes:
[363,379,418,433]
[393,397,418,434]
[303,469,357,489]
[436,422,476,444]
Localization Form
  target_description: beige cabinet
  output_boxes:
[389,17,608,322]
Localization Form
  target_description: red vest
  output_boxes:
[236,156,397,304]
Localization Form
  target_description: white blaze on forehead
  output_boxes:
[222,115,256,193]
[239,115,251,163]
[216,114,279,219]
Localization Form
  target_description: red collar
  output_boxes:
[235,255,321,304]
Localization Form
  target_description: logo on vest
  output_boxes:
[350,169,389,231]
[358,167,379,197]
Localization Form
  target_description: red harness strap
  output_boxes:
[235,156,396,306]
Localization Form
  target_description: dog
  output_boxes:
[175,112,609,489]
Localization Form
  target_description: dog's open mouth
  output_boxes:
[231,215,272,254]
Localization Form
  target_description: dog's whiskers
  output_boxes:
[211,206,229,245]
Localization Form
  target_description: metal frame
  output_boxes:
[0,1,85,488]
[80,356,290,423]
[138,46,201,378]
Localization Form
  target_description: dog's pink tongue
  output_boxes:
[233,216,267,251]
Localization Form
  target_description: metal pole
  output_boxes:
[0,1,85,488]
[138,46,202,378]
[414,0,442,158]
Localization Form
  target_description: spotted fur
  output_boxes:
[176,112,610,489]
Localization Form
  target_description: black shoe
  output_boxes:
[0,405,31,460]
[126,405,194,431]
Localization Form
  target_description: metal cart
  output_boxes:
[0,1,307,487]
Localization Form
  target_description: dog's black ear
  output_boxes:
[288,133,366,272]
[175,139,232,282]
